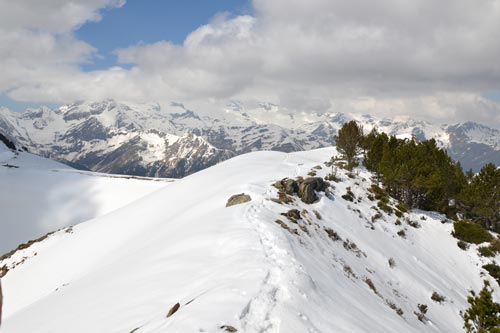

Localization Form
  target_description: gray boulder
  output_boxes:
[226,193,252,207]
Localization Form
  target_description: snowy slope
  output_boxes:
[1,148,495,332]
[0,141,170,255]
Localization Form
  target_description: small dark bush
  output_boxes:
[452,220,493,244]
[483,263,500,284]
[378,201,393,214]
[386,300,404,316]
[342,188,355,202]
[457,240,470,250]
[418,304,428,314]
[371,213,383,222]
[478,239,500,257]
[379,196,390,204]
[395,210,404,218]
[478,246,496,257]
[397,230,406,238]
[396,202,409,213]
[489,240,500,254]
[325,173,341,182]
[370,184,387,200]
[431,291,446,303]
[414,304,428,322]
[406,219,421,229]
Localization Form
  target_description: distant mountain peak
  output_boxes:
[0,100,498,176]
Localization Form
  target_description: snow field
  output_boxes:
[1,147,497,332]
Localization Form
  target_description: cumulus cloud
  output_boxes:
[1,0,500,127]
[0,0,125,32]
[0,0,125,100]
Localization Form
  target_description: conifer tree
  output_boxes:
[464,280,500,333]
[334,121,363,170]
[363,129,388,181]
[460,163,500,231]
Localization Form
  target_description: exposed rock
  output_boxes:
[324,228,342,241]
[313,210,322,220]
[284,179,299,195]
[226,193,252,207]
[273,177,329,204]
[274,219,299,235]
[297,177,328,204]
[273,178,298,195]
[271,190,294,204]
[282,209,301,222]
[0,133,16,150]
[220,325,238,332]
[166,302,180,318]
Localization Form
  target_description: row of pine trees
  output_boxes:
[335,120,499,232]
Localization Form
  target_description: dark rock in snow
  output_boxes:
[283,209,301,222]
[166,302,180,318]
[297,177,328,204]
[226,193,252,207]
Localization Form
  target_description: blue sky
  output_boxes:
[77,0,251,71]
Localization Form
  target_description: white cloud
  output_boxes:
[1,0,500,127]
[0,0,125,32]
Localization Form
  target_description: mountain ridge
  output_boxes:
[1,147,497,332]
[0,100,498,177]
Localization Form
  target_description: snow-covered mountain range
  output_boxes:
[1,145,498,332]
[0,100,498,178]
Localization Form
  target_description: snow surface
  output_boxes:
[1,148,496,332]
[0,144,170,254]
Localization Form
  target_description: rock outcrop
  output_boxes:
[274,177,329,204]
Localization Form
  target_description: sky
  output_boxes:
[0,0,499,128]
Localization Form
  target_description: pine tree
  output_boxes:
[464,280,500,333]
[363,129,388,181]
[334,121,363,170]
[466,169,475,182]
[460,163,500,231]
